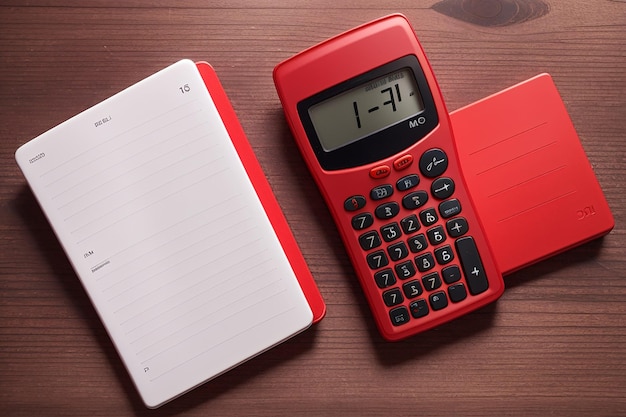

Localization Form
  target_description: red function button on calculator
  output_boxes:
[393,154,413,170]
[370,165,391,179]
[273,14,505,341]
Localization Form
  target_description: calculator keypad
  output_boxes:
[348,148,491,329]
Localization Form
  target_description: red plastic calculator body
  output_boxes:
[273,14,504,341]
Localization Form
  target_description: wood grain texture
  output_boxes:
[1,1,625,416]
[432,0,550,26]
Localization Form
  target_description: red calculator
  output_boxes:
[273,14,505,341]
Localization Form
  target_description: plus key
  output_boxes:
[455,236,489,295]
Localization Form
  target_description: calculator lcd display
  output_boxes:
[308,67,425,152]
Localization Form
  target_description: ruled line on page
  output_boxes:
[72,164,230,245]
[92,199,247,283]
[52,120,213,206]
[104,221,259,303]
[63,141,215,224]
[40,98,202,183]
[138,283,289,363]
[147,304,297,383]
[122,253,276,339]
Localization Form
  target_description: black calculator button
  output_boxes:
[387,241,409,261]
[427,225,447,246]
[380,222,402,242]
[402,191,428,210]
[352,212,374,230]
[421,272,442,291]
[375,202,400,219]
[390,306,411,326]
[409,299,429,318]
[429,291,448,310]
[359,230,381,250]
[367,250,389,270]
[419,208,438,226]
[431,177,455,199]
[455,236,489,295]
[415,253,435,272]
[400,214,420,234]
[439,198,462,219]
[448,283,468,303]
[344,195,366,211]
[374,269,396,288]
[395,260,416,280]
[396,174,420,191]
[446,217,468,237]
[408,234,428,253]
[371,184,393,200]
[402,280,423,299]
[442,265,462,284]
[434,245,455,265]
[419,148,448,178]
[383,288,404,307]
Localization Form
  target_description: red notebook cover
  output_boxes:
[196,61,326,322]
[451,73,614,275]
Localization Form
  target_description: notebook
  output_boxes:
[451,73,614,275]
[15,59,325,408]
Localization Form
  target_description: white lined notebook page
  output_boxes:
[16,60,313,408]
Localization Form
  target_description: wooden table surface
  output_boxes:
[1,1,625,416]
